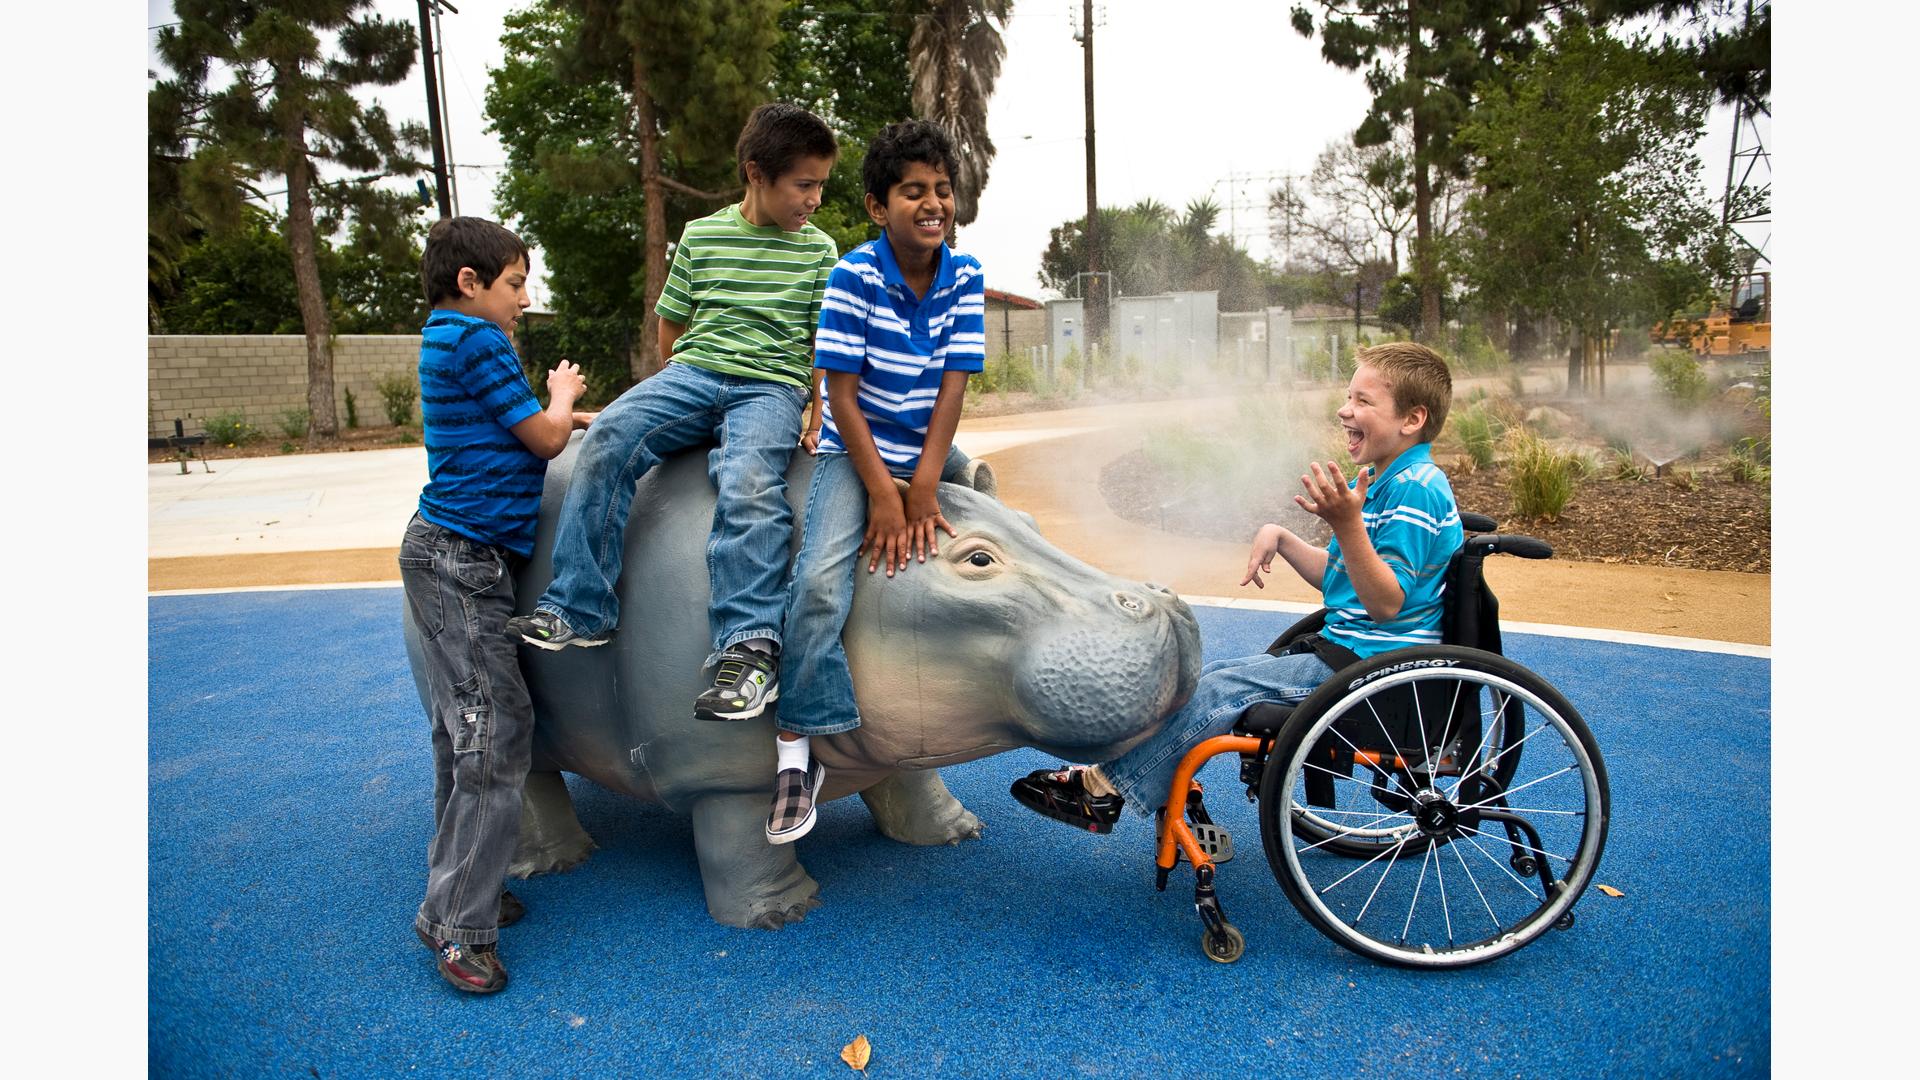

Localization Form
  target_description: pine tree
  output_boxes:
[151,0,425,440]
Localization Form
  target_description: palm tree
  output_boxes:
[908,0,1013,227]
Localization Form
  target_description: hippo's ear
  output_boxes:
[959,458,999,500]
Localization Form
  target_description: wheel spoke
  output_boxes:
[1400,844,1434,943]
[1456,765,1578,812]
[1448,832,1504,932]
[1351,830,1412,925]
[1463,831,1543,898]
[1454,821,1576,868]
[1302,758,1413,807]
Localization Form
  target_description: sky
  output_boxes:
[146,0,1767,306]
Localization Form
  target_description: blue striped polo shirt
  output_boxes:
[415,310,545,556]
[1320,442,1465,658]
[814,233,986,473]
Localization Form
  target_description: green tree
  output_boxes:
[548,0,784,379]
[908,0,1013,228]
[1040,197,1269,310]
[1456,21,1733,393]
[150,0,426,440]
[1290,1,1546,340]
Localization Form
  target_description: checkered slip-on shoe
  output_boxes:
[765,759,826,845]
[694,645,780,721]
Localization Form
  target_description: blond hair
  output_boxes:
[1355,341,1452,442]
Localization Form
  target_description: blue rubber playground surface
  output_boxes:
[150,587,1769,1077]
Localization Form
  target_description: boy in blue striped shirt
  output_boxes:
[402,217,592,993]
[1011,342,1464,833]
[765,120,987,843]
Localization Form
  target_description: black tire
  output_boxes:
[1258,647,1608,969]
[1202,924,1246,963]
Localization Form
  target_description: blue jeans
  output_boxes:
[1102,650,1334,818]
[400,514,534,945]
[777,445,971,735]
[536,362,808,664]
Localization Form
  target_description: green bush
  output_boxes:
[1726,436,1770,484]
[203,410,259,446]
[343,388,359,429]
[1452,402,1501,470]
[1504,429,1580,520]
[278,408,310,439]
[374,372,420,427]
[1608,447,1645,481]
[1650,350,1709,406]
[976,352,1039,395]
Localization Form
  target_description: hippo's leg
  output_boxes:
[509,770,597,878]
[691,793,821,929]
[860,769,985,846]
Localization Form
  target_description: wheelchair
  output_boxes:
[1155,512,1610,970]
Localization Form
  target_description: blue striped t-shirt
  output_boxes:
[416,310,545,556]
[1320,442,1464,658]
[814,234,986,473]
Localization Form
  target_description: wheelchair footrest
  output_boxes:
[1179,822,1234,864]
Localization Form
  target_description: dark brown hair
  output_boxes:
[421,217,530,305]
[735,102,838,185]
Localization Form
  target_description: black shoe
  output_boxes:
[1010,766,1125,834]
[497,889,525,928]
[505,609,608,650]
[694,645,780,721]
[414,929,508,994]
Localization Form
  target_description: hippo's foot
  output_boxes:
[691,793,821,929]
[509,770,597,878]
[860,769,985,846]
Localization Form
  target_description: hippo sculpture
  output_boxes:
[403,437,1202,929]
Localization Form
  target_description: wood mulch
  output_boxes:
[1099,449,1770,574]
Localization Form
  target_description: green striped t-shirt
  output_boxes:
[653,205,839,389]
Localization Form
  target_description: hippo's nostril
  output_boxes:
[1113,591,1148,617]
[1142,582,1172,596]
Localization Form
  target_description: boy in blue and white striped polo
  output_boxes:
[765,120,987,844]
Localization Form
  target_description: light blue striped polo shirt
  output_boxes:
[814,233,986,473]
[1319,442,1465,658]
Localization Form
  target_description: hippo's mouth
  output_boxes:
[900,744,1018,768]
[1012,587,1202,762]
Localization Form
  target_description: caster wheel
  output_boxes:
[1202,924,1246,963]
[1512,856,1538,877]
[1555,910,1576,931]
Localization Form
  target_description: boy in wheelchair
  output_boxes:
[1012,341,1463,831]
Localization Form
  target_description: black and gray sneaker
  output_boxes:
[505,609,607,651]
[766,759,826,844]
[693,645,780,721]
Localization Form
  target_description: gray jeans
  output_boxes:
[400,514,533,946]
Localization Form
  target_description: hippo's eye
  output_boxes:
[968,551,994,567]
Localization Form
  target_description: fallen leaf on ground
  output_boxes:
[1596,884,1625,898]
[841,1034,871,1071]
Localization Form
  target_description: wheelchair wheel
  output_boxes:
[1286,677,1526,860]
[1258,647,1608,969]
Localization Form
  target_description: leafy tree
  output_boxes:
[1040,197,1269,311]
[150,0,427,440]
[546,0,784,379]
[908,0,1013,228]
[1586,0,1770,111]
[1271,133,1415,273]
[1456,20,1735,392]
[1290,1,1547,340]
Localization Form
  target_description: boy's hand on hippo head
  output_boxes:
[862,490,911,576]
[903,481,957,565]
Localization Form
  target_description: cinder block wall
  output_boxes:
[982,308,1047,359]
[148,335,421,439]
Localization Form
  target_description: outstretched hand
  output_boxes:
[1241,523,1287,589]
[1295,461,1370,531]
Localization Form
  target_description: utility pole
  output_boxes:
[1077,0,1106,352]
[416,0,454,218]
[432,1,460,215]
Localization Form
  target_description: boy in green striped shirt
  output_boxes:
[508,103,839,724]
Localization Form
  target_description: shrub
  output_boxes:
[1504,428,1579,520]
[343,388,359,429]
[203,410,258,446]
[278,408,310,439]
[1452,402,1501,470]
[1650,350,1709,406]
[375,373,420,426]
[1667,466,1697,491]
[976,352,1039,395]
[1726,437,1770,484]
[1608,447,1645,481]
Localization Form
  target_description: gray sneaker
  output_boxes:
[505,609,608,651]
[693,645,780,721]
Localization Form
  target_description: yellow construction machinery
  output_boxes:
[1654,272,1771,360]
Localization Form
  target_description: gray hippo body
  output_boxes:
[403,435,1201,928]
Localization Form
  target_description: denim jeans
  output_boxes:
[1102,649,1334,818]
[776,445,972,735]
[536,362,809,664]
[400,514,534,945]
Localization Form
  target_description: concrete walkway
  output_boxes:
[147,394,1770,648]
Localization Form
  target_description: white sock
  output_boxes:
[740,637,775,656]
[776,735,811,773]
[1082,765,1119,797]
